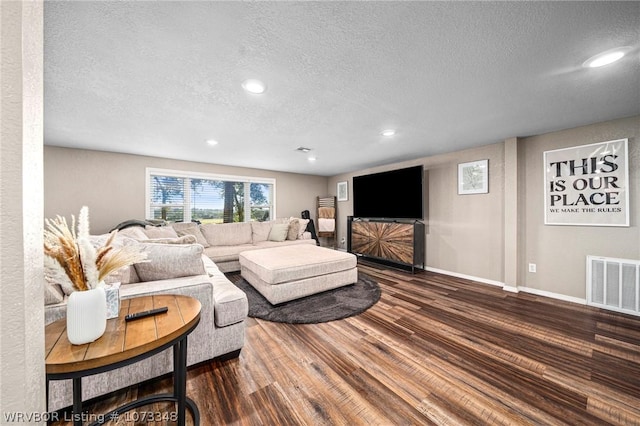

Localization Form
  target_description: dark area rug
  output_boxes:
[233,273,381,324]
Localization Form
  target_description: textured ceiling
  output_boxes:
[44,1,640,176]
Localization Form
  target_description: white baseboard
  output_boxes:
[425,267,586,305]
[425,267,504,287]
[517,287,586,305]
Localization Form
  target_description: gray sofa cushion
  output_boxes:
[201,222,252,246]
[134,243,206,281]
[172,223,210,247]
[204,244,257,263]
[208,273,249,327]
[116,226,148,240]
[250,221,272,243]
[144,225,179,239]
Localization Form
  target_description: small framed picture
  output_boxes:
[337,181,348,201]
[458,159,489,195]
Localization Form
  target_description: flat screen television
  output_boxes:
[353,165,423,219]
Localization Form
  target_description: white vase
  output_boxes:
[66,287,107,345]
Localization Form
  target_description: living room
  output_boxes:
[3,1,640,425]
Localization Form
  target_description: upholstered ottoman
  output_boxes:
[239,245,358,304]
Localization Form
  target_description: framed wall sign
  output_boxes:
[458,159,489,195]
[337,181,348,201]
[543,138,629,226]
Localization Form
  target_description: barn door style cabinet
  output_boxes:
[347,217,425,272]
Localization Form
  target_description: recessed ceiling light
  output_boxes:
[242,79,266,94]
[308,156,317,162]
[583,47,632,68]
[381,129,396,137]
[206,139,219,146]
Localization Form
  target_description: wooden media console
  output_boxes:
[347,217,425,273]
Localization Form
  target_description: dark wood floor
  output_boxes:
[53,262,640,425]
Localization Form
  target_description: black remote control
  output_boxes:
[125,306,168,321]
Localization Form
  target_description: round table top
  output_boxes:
[45,294,201,376]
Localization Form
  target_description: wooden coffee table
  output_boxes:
[45,294,201,426]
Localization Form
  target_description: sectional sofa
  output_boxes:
[158,217,317,272]
[44,218,315,411]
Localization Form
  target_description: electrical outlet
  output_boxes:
[528,263,537,273]
[340,237,346,246]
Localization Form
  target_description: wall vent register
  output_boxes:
[587,255,640,317]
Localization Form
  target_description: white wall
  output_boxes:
[0,0,45,418]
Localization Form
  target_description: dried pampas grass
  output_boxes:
[44,206,147,292]
[97,244,147,282]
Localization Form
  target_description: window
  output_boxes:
[147,168,275,224]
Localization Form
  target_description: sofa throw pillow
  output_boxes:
[287,219,300,240]
[251,221,273,243]
[144,225,179,239]
[84,235,142,286]
[174,226,210,247]
[134,243,205,282]
[268,223,289,242]
[170,222,197,232]
[44,277,65,305]
[289,217,309,239]
[116,226,148,240]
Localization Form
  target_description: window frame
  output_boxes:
[145,167,276,223]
